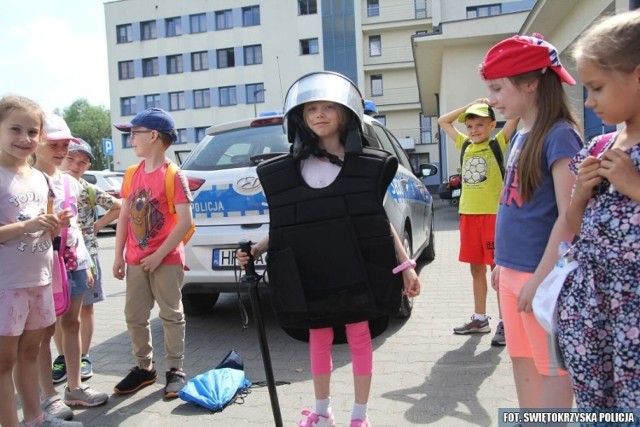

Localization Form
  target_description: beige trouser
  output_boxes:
[124,264,185,370]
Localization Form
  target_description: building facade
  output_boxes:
[104,0,439,173]
[413,0,638,179]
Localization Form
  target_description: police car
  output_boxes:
[179,112,438,316]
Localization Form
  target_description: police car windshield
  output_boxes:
[180,124,290,171]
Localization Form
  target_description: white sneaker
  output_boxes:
[41,412,84,426]
[41,395,73,420]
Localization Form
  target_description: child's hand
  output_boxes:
[113,258,126,280]
[140,252,163,273]
[474,98,491,106]
[574,156,603,202]
[517,277,539,313]
[236,245,260,270]
[57,209,72,228]
[24,214,59,235]
[402,268,420,297]
[598,148,640,198]
[491,265,501,292]
[86,267,95,288]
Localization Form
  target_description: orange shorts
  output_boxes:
[498,267,567,376]
[459,214,496,265]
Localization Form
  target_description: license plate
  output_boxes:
[212,248,266,269]
[452,189,461,197]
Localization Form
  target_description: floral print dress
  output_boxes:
[557,132,640,408]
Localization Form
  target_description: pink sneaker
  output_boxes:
[298,409,336,427]
[350,419,371,427]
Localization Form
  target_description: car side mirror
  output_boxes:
[419,163,438,178]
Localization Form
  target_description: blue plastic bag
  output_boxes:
[179,351,252,412]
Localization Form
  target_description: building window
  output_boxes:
[193,89,211,109]
[376,114,386,125]
[176,128,187,144]
[219,86,237,106]
[118,61,134,80]
[246,84,265,104]
[145,94,161,109]
[243,45,263,65]
[420,114,433,144]
[300,38,319,55]
[195,126,207,142]
[467,4,501,18]
[169,91,185,111]
[367,0,380,17]
[165,17,182,37]
[369,35,381,56]
[298,0,317,15]
[190,13,206,33]
[242,6,260,26]
[116,24,132,43]
[140,20,157,40]
[142,57,159,77]
[191,51,209,71]
[120,97,136,116]
[167,54,184,74]
[415,0,427,19]
[371,75,383,96]
[215,10,233,30]
[217,48,235,68]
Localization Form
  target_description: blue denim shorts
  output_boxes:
[68,268,90,299]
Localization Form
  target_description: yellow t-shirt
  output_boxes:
[454,130,508,214]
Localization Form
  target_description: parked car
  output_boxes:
[179,113,438,316]
[81,170,124,228]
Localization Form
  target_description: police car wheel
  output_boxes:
[183,293,220,316]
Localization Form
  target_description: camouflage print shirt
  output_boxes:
[75,176,117,256]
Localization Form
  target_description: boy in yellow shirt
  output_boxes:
[438,99,518,346]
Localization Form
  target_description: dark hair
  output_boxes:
[510,70,579,202]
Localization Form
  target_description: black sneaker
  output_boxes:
[113,367,157,395]
[52,355,67,384]
[164,369,186,399]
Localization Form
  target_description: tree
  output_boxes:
[61,99,111,170]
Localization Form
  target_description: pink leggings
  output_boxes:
[309,321,373,376]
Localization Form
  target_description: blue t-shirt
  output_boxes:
[495,122,582,272]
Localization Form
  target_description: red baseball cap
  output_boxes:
[480,33,575,85]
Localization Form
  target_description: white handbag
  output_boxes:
[532,260,578,335]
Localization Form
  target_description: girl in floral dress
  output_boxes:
[557,10,640,408]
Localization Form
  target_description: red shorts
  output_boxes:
[459,214,496,265]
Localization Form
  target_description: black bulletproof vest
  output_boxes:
[257,148,403,332]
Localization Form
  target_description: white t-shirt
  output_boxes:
[301,155,341,188]
[0,167,53,290]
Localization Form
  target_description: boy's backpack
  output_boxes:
[460,137,505,179]
[122,162,195,245]
[87,183,96,210]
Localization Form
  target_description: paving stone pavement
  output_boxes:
[40,201,517,426]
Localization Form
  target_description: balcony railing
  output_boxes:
[365,45,415,65]
[367,86,420,107]
[363,1,431,24]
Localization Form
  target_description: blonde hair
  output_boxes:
[0,95,45,133]
[510,70,579,202]
[573,10,640,74]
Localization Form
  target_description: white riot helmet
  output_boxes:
[283,72,365,161]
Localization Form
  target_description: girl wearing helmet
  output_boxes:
[238,72,420,427]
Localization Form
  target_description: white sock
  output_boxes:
[351,402,368,421]
[473,313,488,321]
[315,397,331,417]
